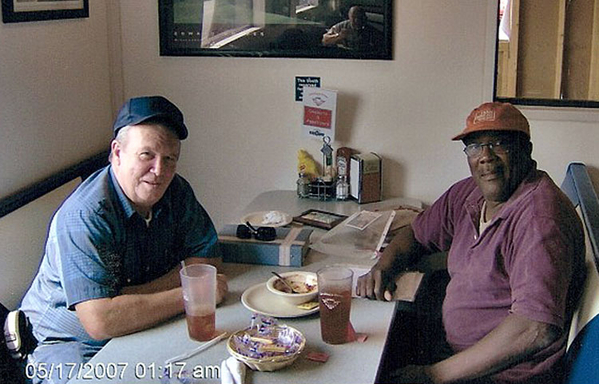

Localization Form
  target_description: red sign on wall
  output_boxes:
[303,106,332,129]
[302,87,337,140]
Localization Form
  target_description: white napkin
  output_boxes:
[221,356,246,384]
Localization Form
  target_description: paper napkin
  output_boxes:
[221,356,246,384]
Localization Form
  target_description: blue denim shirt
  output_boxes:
[20,165,220,346]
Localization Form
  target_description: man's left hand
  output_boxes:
[389,365,435,384]
[216,273,228,305]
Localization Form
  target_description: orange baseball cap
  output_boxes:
[452,102,530,141]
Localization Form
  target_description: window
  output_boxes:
[494,0,599,108]
[498,0,510,41]
[297,0,319,12]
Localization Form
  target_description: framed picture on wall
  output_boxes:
[2,0,89,23]
[158,0,393,60]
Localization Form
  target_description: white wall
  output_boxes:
[0,0,597,306]
[0,1,114,199]
[115,0,599,228]
[1,0,598,233]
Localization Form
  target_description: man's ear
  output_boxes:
[525,141,533,157]
[111,140,121,165]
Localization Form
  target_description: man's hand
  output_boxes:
[357,225,423,300]
[80,257,229,340]
[356,266,397,301]
[389,365,435,384]
[322,28,351,46]
[216,273,228,305]
[184,257,228,305]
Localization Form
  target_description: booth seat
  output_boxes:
[0,150,108,309]
[0,178,81,309]
[561,162,599,384]
[0,151,108,384]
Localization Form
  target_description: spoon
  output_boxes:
[271,271,299,294]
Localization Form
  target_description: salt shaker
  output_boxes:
[336,157,349,200]
[336,175,349,200]
[297,172,310,198]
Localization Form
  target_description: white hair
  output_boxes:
[109,122,180,161]
[109,125,132,161]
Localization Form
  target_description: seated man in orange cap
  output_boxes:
[358,102,585,383]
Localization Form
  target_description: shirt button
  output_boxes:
[127,278,131,283]
[146,266,150,271]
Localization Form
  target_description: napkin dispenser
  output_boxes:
[218,225,312,267]
[349,152,382,204]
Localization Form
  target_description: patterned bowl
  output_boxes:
[226,325,306,372]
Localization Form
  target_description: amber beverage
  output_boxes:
[319,290,352,344]
[186,310,216,341]
[317,266,353,344]
[180,264,217,341]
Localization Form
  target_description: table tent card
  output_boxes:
[301,87,337,141]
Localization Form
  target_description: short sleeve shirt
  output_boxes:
[412,168,585,383]
[328,20,382,51]
[20,166,221,345]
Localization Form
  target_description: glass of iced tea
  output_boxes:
[317,266,353,344]
[180,264,216,341]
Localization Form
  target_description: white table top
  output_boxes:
[68,192,421,384]
[237,190,422,221]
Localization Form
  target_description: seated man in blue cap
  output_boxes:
[18,96,228,384]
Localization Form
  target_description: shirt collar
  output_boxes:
[109,166,137,219]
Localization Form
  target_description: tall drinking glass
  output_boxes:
[180,264,216,341]
[317,266,353,344]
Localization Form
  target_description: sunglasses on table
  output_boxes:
[236,222,276,241]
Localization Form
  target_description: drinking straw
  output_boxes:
[165,331,228,365]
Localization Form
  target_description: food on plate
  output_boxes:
[296,301,319,310]
[273,275,317,294]
[266,271,319,305]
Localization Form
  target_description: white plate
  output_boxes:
[241,283,319,318]
[240,211,292,227]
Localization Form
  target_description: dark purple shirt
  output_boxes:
[412,167,585,383]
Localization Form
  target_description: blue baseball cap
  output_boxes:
[112,96,188,140]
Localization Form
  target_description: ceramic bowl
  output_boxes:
[265,271,318,305]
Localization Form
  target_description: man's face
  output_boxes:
[349,7,366,29]
[464,131,531,203]
[111,124,180,215]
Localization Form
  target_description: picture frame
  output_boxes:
[2,0,89,23]
[293,209,347,230]
[158,0,392,60]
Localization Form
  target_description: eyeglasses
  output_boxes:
[236,222,276,241]
[463,140,510,158]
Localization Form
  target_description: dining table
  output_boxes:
[67,191,422,384]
